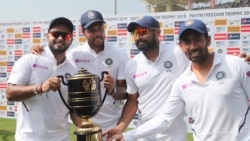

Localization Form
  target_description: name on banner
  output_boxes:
[161,14,186,19]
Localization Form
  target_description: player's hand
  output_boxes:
[30,44,44,54]
[103,72,115,94]
[42,77,61,92]
[102,128,124,141]
[238,52,250,64]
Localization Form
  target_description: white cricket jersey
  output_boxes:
[124,53,250,141]
[66,41,129,131]
[8,46,78,141]
[124,42,189,141]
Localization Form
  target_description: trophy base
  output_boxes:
[75,118,102,141]
[75,130,102,141]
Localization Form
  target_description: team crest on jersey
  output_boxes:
[164,61,172,69]
[216,71,225,80]
[105,58,113,66]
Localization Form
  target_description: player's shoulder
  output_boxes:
[223,54,246,65]
[17,53,46,62]
[68,44,85,52]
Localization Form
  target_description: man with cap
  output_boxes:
[104,15,189,141]
[66,9,129,133]
[6,17,81,141]
[104,19,250,141]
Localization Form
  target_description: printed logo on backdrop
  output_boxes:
[7,101,15,105]
[216,27,227,33]
[215,41,225,47]
[214,19,227,26]
[15,39,22,44]
[227,48,240,55]
[7,111,15,117]
[227,26,240,33]
[242,34,250,40]
[241,25,250,32]
[217,49,223,54]
[242,41,250,47]
[117,23,127,29]
[130,49,140,57]
[229,19,241,25]
[214,34,227,40]
[174,21,185,27]
[241,18,250,24]
[107,36,117,42]
[242,48,250,54]
[163,35,174,41]
[229,41,239,47]
[227,33,240,40]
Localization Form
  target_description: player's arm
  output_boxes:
[110,79,127,100]
[115,93,138,131]
[105,81,186,141]
[6,77,61,101]
[70,113,82,126]
[6,84,40,101]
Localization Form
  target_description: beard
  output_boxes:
[135,36,157,51]
[48,41,69,54]
[186,46,209,63]
[87,36,105,48]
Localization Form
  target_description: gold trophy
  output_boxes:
[57,68,108,141]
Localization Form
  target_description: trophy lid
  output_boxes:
[68,68,99,80]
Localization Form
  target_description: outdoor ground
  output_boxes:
[0,118,193,141]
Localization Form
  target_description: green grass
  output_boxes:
[0,118,193,141]
[0,118,16,141]
[0,117,76,141]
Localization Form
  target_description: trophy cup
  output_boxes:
[57,68,108,141]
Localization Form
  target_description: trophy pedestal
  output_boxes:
[75,118,102,141]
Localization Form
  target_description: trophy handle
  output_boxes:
[100,71,108,81]
[57,75,74,113]
[57,74,70,85]
[57,87,74,113]
[99,71,109,107]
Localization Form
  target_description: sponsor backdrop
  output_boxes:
[0,7,249,128]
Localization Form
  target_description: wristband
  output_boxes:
[34,84,41,96]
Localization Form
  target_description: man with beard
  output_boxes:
[6,17,82,141]
[104,15,189,141]
[66,9,129,133]
[104,19,250,141]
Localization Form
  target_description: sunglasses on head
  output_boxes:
[49,31,72,41]
[131,28,156,37]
